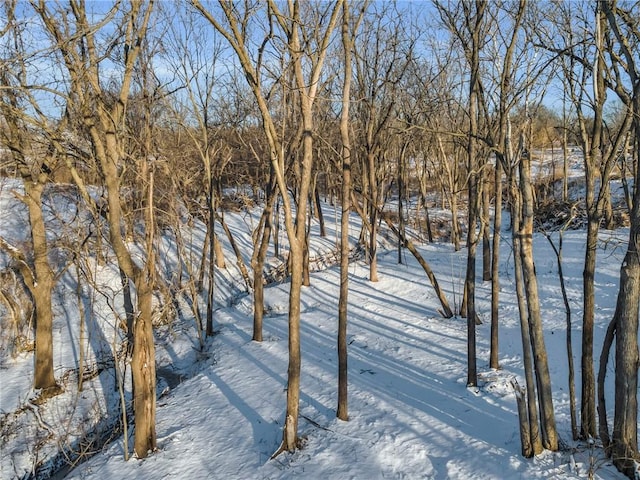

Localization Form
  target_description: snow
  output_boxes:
[0,174,631,480]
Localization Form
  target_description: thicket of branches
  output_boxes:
[1,0,639,477]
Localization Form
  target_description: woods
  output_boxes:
[1,0,639,478]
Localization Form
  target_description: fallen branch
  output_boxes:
[380,213,454,318]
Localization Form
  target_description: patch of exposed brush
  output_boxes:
[535,198,630,232]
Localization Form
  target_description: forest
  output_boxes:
[1,0,639,478]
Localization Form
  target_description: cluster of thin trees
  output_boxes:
[0,0,639,477]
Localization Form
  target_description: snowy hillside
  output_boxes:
[0,176,631,480]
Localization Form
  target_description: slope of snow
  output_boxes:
[65,234,627,479]
[0,174,631,479]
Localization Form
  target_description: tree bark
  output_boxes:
[597,316,616,451]
[25,181,58,392]
[520,148,558,452]
[367,151,379,282]
[509,173,543,457]
[611,245,640,477]
[337,0,356,422]
[512,378,532,457]
[581,217,599,439]
[251,177,277,343]
[490,159,502,369]
[464,0,484,388]
[131,281,157,458]
[482,166,491,281]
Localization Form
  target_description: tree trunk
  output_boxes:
[217,212,252,291]
[464,0,485,387]
[303,212,311,287]
[314,182,326,238]
[25,182,58,392]
[32,275,56,391]
[337,146,351,419]
[512,378,532,457]
[206,174,216,337]
[119,268,135,354]
[337,0,354,422]
[482,167,491,281]
[610,218,640,477]
[509,174,543,457]
[598,317,616,451]
[466,55,479,388]
[490,159,502,370]
[131,281,157,458]
[465,176,478,387]
[0,87,58,393]
[451,193,461,251]
[398,142,407,265]
[274,198,281,258]
[367,151,379,282]
[520,149,558,451]
[281,236,303,452]
[581,217,599,439]
[547,229,578,440]
[214,232,226,269]
[251,180,277,343]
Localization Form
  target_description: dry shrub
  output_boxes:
[219,192,255,212]
[534,197,630,231]
[0,267,34,357]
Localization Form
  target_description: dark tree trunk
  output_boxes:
[482,167,491,281]
[314,184,326,238]
[119,268,135,354]
[610,203,640,477]
[490,159,502,370]
[337,0,353,421]
[581,217,599,439]
[597,317,616,451]
[206,174,216,337]
[367,152,379,282]
[251,179,277,343]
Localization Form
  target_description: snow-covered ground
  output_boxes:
[0,173,632,479]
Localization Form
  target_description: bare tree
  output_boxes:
[191,0,342,454]
[336,0,359,422]
[543,0,635,440]
[508,1,559,453]
[596,1,640,476]
[32,0,159,458]
[163,8,231,337]
[0,4,64,394]
[544,213,579,441]
[352,2,415,282]
[435,0,487,387]
[436,0,559,453]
